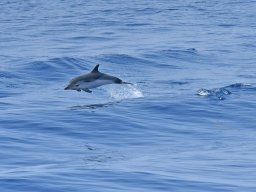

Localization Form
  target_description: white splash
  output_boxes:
[106,84,144,100]
[197,88,211,96]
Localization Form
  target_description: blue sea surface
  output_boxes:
[1,0,256,191]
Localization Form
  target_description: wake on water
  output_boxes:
[105,84,144,100]
[69,84,143,110]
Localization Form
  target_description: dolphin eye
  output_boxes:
[75,84,79,87]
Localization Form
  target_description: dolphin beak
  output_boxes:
[64,85,70,90]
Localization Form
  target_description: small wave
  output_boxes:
[161,48,198,56]
[125,23,151,27]
[96,54,153,65]
[106,84,144,100]
[83,144,125,165]
[156,80,189,86]
[145,48,205,63]
[19,57,92,82]
[23,57,87,72]
[160,49,199,61]
[197,83,252,100]
[218,24,236,27]
[134,7,162,14]
[0,70,30,94]
[0,57,93,91]
[225,83,251,88]
[70,36,112,41]
[70,101,118,110]
[0,71,20,79]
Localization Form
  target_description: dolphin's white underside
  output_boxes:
[75,79,114,89]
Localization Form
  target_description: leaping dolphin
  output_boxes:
[64,64,131,93]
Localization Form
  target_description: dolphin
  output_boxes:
[64,64,131,93]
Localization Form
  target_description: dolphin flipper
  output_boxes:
[82,89,92,93]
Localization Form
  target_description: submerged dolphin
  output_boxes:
[64,64,131,93]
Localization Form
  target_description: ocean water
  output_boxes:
[1,0,256,191]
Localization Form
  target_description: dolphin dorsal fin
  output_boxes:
[91,64,99,73]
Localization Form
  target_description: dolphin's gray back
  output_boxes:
[70,73,99,84]
[70,72,118,84]
[100,73,119,81]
